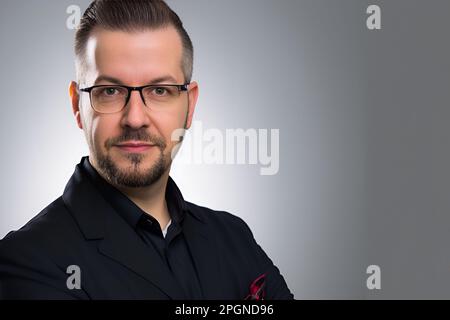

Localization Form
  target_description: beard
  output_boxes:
[97,151,168,188]
[94,128,170,188]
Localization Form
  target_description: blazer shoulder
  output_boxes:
[0,197,87,299]
[0,196,78,255]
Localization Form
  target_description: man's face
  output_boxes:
[70,27,198,188]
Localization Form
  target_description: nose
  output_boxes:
[120,90,151,129]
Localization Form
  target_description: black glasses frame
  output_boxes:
[79,83,190,113]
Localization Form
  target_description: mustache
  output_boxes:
[105,129,166,150]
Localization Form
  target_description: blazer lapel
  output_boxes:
[63,162,185,299]
[182,212,223,299]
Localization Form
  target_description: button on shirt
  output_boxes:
[81,157,203,299]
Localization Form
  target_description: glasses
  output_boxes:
[79,83,189,114]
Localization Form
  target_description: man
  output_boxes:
[0,0,293,300]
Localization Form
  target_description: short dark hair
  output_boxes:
[75,0,193,83]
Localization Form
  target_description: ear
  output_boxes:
[69,81,83,129]
[185,81,199,130]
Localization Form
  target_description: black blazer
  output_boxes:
[0,161,294,300]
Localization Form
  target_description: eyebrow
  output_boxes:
[94,75,181,85]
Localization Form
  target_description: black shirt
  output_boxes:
[81,157,203,299]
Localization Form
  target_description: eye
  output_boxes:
[153,87,168,96]
[103,87,120,96]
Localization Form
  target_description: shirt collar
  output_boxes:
[80,156,193,229]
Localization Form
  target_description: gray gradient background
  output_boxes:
[0,0,449,299]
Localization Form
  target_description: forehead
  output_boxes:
[84,26,184,84]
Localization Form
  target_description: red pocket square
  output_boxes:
[244,273,267,300]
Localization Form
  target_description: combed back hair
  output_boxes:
[75,0,193,84]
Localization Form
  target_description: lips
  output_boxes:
[117,142,154,147]
[115,141,155,153]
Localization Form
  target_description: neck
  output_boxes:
[91,159,172,230]
[116,171,172,230]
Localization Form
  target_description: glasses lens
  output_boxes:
[91,86,128,113]
[142,85,181,108]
